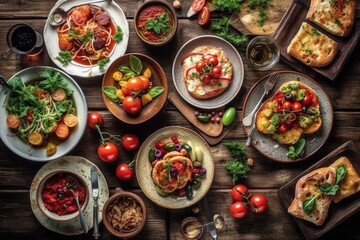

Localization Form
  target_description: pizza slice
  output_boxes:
[306,0,356,37]
[288,167,336,226]
[329,156,360,203]
[287,22,339,67]
[255,80,322,145]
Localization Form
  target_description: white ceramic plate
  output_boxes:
[44,0,129,78]
[135,126,214,209]
[0,66,87,161]
[242,71,334,163]
[30,156,109,235]
[172,35,244,109]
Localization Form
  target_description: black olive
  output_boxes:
[170,168,178,177]
[284,92,292,100]
[57,193,64,200]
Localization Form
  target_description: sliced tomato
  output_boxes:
[55,123,70,140]
[192,0,206,12]
[198,6,210,26]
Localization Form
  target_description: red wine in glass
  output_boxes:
[7,24,43,55]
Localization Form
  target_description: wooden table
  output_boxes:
[0,1,359,239]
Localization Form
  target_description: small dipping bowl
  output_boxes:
[180,217,204,240]
[246,35,280,71]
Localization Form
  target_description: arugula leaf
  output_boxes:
[56,51,72,67]
[223,142,250,184]
[114,25,123,43]
[303,195,317,215]
[37,69,72,96]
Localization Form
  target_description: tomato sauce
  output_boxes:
[41,172,86,216]
[137,5,173,42]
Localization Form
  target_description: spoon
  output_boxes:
[194,214,225,230]
[49,0,113,27]
[0,75,12,90]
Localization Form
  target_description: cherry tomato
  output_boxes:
[139,76,150,90]
[126,77,144,93]
[26,109,34,122]
[203,74,212,83]
[171,135,179,144]
[302,93,313,106]
[283,101,292,110]
[277,123,288,133]
[249,194,268,214]
[211,66,222,78]
[35,89,49,100]
[116,163,134,181]
[122,96,142,114]
[98,141,118,162]
[195,62,206,72]
[230,201,248,219]
[88,112,104,129]
[231,184,249,202]
[292,102,303,112]
[206,56,218,66]
[292,122,300,129]
[198,6,210,26]
[55,123,70,140]
[6,114,20,129]
[191,0,206,12]
[121,87,131,96]
[122,134,140,151]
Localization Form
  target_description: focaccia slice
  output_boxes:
[329,156,360,203]
[288,167,336,226]
[181,46,233,100]
[255,80,322,145]
[287,22,339,67]
[307,0,356,37]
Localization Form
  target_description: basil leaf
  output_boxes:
[336,165,347,185]
[130,55,143,75]
[320,183,339,196]
[102,86,119,102]
[148,86,164,98]
[294,138,306,155]
[122,72,136,81]
[303,195,317,215]
[119,65,134,74]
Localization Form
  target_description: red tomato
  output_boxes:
[122,134,140,151]
[98,141,118,162]
[230,201,248,219]
[192,0,206,12]
[6,114,20,129]
[231,184,249,202]
[302,94,313,106]
[283,101,292,110]
[211,66,222,78]
[195,62,206,72]
[206,56,218,66]
[171,135,179,144]
[203,74,212,83]
[115,163,134,181]
[35,89,49,100]
[55,123,70,140]
[277,123,288,133]
[88,112,104,129]
[122,96,142,114]
[198,6,210,26]
[249,194,268,214]
[292,102,303,112]
[139,76,150,90]
[126,77,144,93]
[26,109,34,122]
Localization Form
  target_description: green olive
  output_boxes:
[221,107,236,126]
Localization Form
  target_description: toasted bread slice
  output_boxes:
[255,81,322,145]
[329,156,360,203]
[288,167,336,226]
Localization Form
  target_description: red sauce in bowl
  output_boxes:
[41,172,86,216]
[137,5,174,43]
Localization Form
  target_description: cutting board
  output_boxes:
[168,92,241,145]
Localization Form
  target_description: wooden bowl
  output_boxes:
[102,187,147,238]
[134,0,178,46]
[36,169,89,222]
[102,53,168,124]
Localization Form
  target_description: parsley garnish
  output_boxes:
[213,0,242,12]
[114,25,123,43]
[145,13,171,35]
[211,17,248,48]
[56,51,72,67]
[223,141,250,184]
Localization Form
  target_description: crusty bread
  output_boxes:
[287,22,339,67]
[329,156,360,203]
[288,167,336,226]
[307,0,356,37]
[182,46,233,100]
[255,81,322,145]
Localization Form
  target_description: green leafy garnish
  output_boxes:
[287,138,306,160]
[69,28,93,43]
[129,55,143,75]
[212,0,242,12]
[56,51,72,67]
[97,57,110,72]
[335,165,347,185]
[320,165,347,196]
[303,195,317,215]
[248,0,272,27]
[145,13,171,35]
[223,142,250,184]
[211,17,248,49]
[103,86,119,102]
[114,25,123,43]
[148,86,164,98]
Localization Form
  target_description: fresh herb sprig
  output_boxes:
[97,57,110,72]
[56,51,72,67]
[211,17,248,49]
[114,25,123,43]
[212,0,242,12]
[248,0,272,27]
[146,13,171,35]
[223,141,251,184]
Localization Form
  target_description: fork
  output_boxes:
[242,73,278,127]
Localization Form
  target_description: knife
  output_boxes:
[91,166,100,239]
[204,196,217,240]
